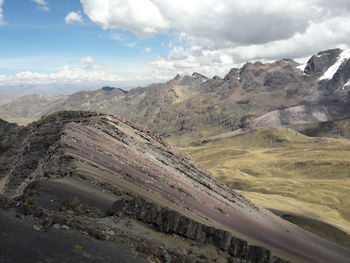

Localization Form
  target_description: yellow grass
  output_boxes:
[182,127,350,236]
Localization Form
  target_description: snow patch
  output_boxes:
[343,80,350,89]
[297,63,307,72]
[320,49,350,80]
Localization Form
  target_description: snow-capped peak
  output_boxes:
[320,49,350,80]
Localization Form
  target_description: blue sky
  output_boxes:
[0,0,173,94]
[0,0,350,94]
[1,0,170,78]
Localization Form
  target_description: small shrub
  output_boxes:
[26,198,37,206]
[118,232,127,237]
[73,245,85,252]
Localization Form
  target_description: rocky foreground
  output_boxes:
[0,111,350,263]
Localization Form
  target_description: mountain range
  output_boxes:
[2,48,350,146]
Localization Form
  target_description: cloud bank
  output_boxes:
[0,66,123,86]
[81,0,350,77]
[0,0,5,25]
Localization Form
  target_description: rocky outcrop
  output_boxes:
[250,105,331,128]
[0,120,25,178]
[110,196,289,263]
[304,49,341,77]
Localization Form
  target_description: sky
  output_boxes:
[0,0,350,95]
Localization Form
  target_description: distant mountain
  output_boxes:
[0,94,66,125]
[249,49,350,130]
[1,111,350,262]
[1,48,350,145]
[0,93,20,106]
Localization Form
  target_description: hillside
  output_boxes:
[1,112,350,262]
[183,127,350,247]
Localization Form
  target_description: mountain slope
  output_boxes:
[1,112,350,263]
[289,118,350,139]
[183,127,350,247]
[249,49,350,130]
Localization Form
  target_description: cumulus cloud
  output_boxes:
[81,0,168,37]
[0,0,5,25]
[81,0,350,77]
[32,0,50,11]
[81,0,330,45]
[150,46,236,79]
[65,11,84,24]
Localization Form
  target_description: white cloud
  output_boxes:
[81,0,328,44]
[81,0,350,77]
[124,42,137,48]
[150,46,236,78]
[0,66,123,86]
[80,56,95,65]
[32,0,50,11]
[0,0,5,25]
[65,11,84,24]
[79,56,105,70]
[81,0,168,37]
[141,47,151,55]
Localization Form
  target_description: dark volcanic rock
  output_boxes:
[263,71,299,90]
[304,49,341,76]
[0,120,25,177]
[110,196,289,263]
[102,86,116,91]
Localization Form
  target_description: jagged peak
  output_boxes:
[319,49,350,80]
[223,68,239,81]
[101,86,116,91]
[166,74,183,84]
[315,48,342,58]
[101,86,128,95]
[174,73,182,80]
[191,72,209,80]
[304,48,342,76]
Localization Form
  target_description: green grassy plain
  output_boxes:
[183,127,350,247]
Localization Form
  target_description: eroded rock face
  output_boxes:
[110,196,290,263]
[0,120,24,176]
